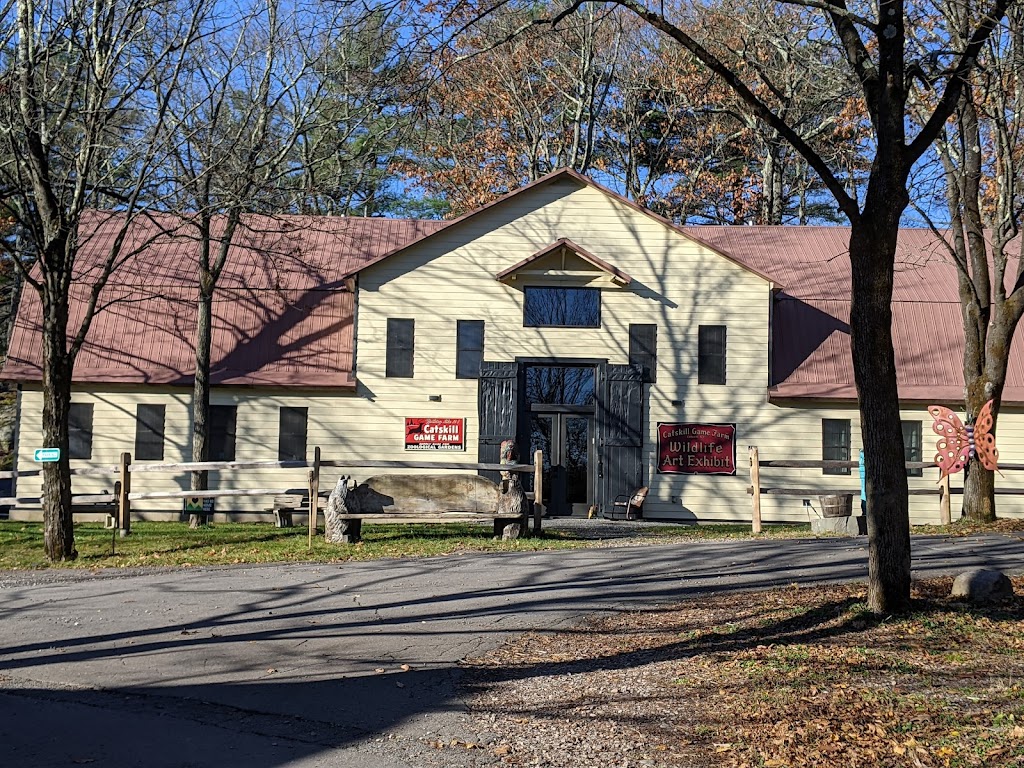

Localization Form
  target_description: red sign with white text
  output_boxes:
[404,418,466,451]
[657,423,736,475]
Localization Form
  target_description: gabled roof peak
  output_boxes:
[496,237,633,286]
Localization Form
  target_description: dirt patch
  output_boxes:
[460,577,1024,767]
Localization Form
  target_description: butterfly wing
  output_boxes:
[928,405,970,479]
[973,399,1001,472]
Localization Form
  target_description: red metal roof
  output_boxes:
[5,190,1023,404]
[685,226,1024,404]
[2,212,443,387]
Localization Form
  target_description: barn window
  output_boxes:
[902,421,923,477]
[209,405,237,462]
[134,404,165,461]
[698,325,727,384]
[279,407,308,462]
[629,324,657,383]
[822,419,851,475]
[386,318,415,378]
[456,320,485,379]
[523,287,600,327]
[69,403,94,460]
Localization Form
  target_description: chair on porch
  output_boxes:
[605,486,648,521]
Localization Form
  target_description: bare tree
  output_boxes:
[914,4,1024,522]
[0,0,206,559]
[157,0,335,525]
[402,4,623,213]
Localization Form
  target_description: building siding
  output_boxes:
[10,176,1024,524]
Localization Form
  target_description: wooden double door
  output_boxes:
[477,360,644,518]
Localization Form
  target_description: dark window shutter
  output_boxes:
[209,405,237,462]
[279,407,308,462]
[477,361,519,483]
[68,403,94,460]
[629,324,657,383]
[386,318,414,378]
[456,320,485,379]
[822,418,851,475]
[596,364,644,515]
[135,404,165,461]
[902,420,923,477]
[698,325,727,384]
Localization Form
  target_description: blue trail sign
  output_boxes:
[34,448,61,462]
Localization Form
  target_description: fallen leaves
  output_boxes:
[462,577,1024,768]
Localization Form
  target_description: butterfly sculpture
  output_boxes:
[927,399,1000,481]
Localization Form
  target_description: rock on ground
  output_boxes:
[950,568,1014,603]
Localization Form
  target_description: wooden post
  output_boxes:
[308,446,321,549]
[118,451,131,537]
[533,449,543,536]
[939,471,951,525]
[749,446,762,534]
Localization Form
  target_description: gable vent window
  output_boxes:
[279,407,308,462]
[698,325,727,384]
[629,324,657,383]
[456,320,485,379]
[209,405,237,462]
[822,418,851,475]
[524,287,600,328]
[135,404,166,461]
[386,318,415,378]
[69,403,94,460]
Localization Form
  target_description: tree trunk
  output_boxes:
[962,464,994,521]
[849,201,911,614]
[40,294,76,560]
[190,286,213,528]
[960,323,1012,523]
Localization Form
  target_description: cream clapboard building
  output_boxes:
[4,169,1024,524]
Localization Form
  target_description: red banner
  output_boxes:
[405,418,465,451]
[657,423,736,475]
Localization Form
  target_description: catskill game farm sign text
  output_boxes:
[657,423,736,475]
[404,418,466,451]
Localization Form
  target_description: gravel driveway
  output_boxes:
[2,530,1022,768]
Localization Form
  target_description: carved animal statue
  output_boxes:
[325,475,358,544]
[496,472,527,520]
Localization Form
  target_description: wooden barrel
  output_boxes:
[820,494,853,518]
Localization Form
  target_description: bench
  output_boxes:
[72,484,121,528]
[268,493,323,528]
[324,474,527,544]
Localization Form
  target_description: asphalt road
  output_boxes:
[1,532,1023,768]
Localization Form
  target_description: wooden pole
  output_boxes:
[308,446,320,549]
[749,446,762,533]
[118,452,131,537]
[533,449,543,536]
[939,471,951,525]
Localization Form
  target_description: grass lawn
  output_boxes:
[0,520,600,570]
[0,518,1020,571]
[463,577,1024,768]
[0,519,808,570]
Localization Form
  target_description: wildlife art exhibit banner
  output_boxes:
[404,418,466,450]
[657,423,736,475]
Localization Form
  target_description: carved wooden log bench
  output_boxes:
[324,474,527,544]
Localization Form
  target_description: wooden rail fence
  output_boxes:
[0,447,546,546]
[747,445,1024,530]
